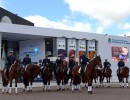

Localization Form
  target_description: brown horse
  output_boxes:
[41,64,52,91]
[55,64,65,90]
[1,60,21,94]
[22,64,41,92]
[71,65,81,92]
[85,56,102,94]
[117,66,129,88]
[102,66,112,87]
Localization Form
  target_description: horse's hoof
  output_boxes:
[9,93,12,95]
[30,90,32,92]
[96,86,99,88]
[88,91,93,94]
[23,89,25,92]
[48,89,50,92]
[127,86,129,88]
[62,89,65,91]
[2,92,4,94]
[57,89,60,91]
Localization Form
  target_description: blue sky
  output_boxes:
[0,0,130,36]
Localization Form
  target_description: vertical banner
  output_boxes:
[78,39,86,64]
[87,40,96,59]
[57,37,66,59]
[68,38,76,60]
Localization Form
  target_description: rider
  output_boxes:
[103,59,111,73]
[117,58,125,75]
[68,55,76,74]
[56,55,63,67]
[42,55,50,67]
[79,52,89,74]
[62,57,67,68]
[23,54,31,66]
[6,50,16,78]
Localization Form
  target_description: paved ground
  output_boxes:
[0,82,130,100]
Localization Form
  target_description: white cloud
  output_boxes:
[64,0,130,27]
[118,23,130,30]
[96,27,104,34]
[24,15,92,32]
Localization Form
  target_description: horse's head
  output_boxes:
[93,55,102,68]
[13,59,22,74]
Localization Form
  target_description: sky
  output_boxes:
[0,0,130,36]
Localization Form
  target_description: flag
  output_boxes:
[1,47,6,71]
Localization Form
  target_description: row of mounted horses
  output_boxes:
[1,56,129,94]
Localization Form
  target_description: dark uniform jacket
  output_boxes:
[23,57,31,66]
[56,59,63,66]
[69,59,75,70]
[7,56,16,68]
[42,58,50,66]
[80,55,89,67]
[103,62,111,67]
[118,61,125,67]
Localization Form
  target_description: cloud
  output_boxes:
[24,15,92,32]
[96,27,104,34]
[64,0,130,27]
[118,23,130,30]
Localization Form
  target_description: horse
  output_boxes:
[71,65,81,92]
[41,64,52,91]
[102,66,112,87]
[1,60,21,94]
[117,66,129,88]
[94,66,103,88]
[84,56,102,94]
[22,64,41,92]
[55,64,65,90]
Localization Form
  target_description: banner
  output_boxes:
[78,40,86,64]
[19,39,44,63]
[87,40,95,51]
[57,37,66,59]
[68,38,76,60]
[87,40,96,59]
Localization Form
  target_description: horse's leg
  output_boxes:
[61,79,65,90]
[108,77,111,87]
[15,78,18,94]
[126,77,129,88]
[26,80,30,92]
[30,79,33,92]
[44,79,47,91]
[56,79,60,90]
[9,79,12,94]
[2,79,5,94]
[48,80,50,91]
[87,79,93,94]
